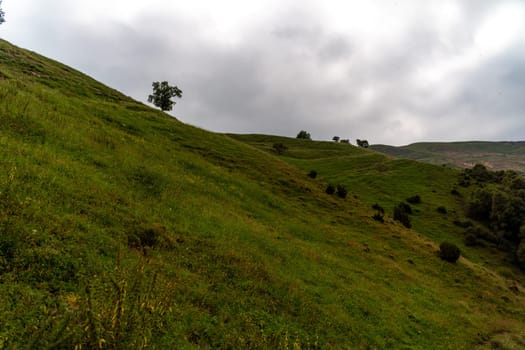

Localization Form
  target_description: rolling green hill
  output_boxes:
[371,142,525,173]
[2,39,525,349]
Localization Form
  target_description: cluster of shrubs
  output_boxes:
[326,184,347,198]
[393,195,424,228]
[460,164,525,270]
[305,169,347,199]
[371,195,422,228]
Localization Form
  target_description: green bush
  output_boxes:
[325,184,335,195]
[464,225,498,244]
[439,242,461,262]
[490,190,522,239]
[467,164,494,183]
[467,188,493,220]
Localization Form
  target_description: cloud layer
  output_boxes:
[3,0,525,145]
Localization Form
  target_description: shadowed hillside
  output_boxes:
[2,39,525,349]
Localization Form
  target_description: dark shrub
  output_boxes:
[0,237,16,261]
[516,241,525,270]
[469,164,494,182]
[450,188,460,196]
[458,179,470,187]
[464,234,478,247]
[510,176,525,191]
[372,213,384,223]
[439,242,461,263]
[393,203,411,228]
[453,220,473,228]
[490,190,522,239]
[325,184,335,195]
[308,170,317,179]
[372,203,384,214]
[406,195,421,204]
[467,188,493,221]
[436,206,447,214]
[129,223,168,250]
[128,167,166,197]
[465,225,499,244]
[399,202,412,214]
[272,143,287,155]
[520,225,525,241]
[336,185,347,199]
[372,203,385,222]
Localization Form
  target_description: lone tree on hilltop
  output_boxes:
[297,130,311,140]
[332,136,340,142]
[148,81,182,111]
[0,1,5,24]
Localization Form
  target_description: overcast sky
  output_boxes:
[2,0,525,145]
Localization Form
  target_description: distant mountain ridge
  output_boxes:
[371,141,525,173]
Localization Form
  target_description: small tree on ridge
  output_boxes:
[296,130,311,140]
[148,81,182,111]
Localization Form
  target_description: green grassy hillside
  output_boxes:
[371,142,525,173]
[1,39,525,349]
[231,135,525,271]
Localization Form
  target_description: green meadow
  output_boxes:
[1,39,525,349]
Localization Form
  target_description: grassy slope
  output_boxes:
[371,142,525,173]
[1,39,525,349]
[231,134,525,348]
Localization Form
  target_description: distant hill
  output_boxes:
[2,38,525,349]
[371,141,525,173]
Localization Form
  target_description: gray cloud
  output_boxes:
[3,1,525,145]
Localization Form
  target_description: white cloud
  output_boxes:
[474,2,525,56]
